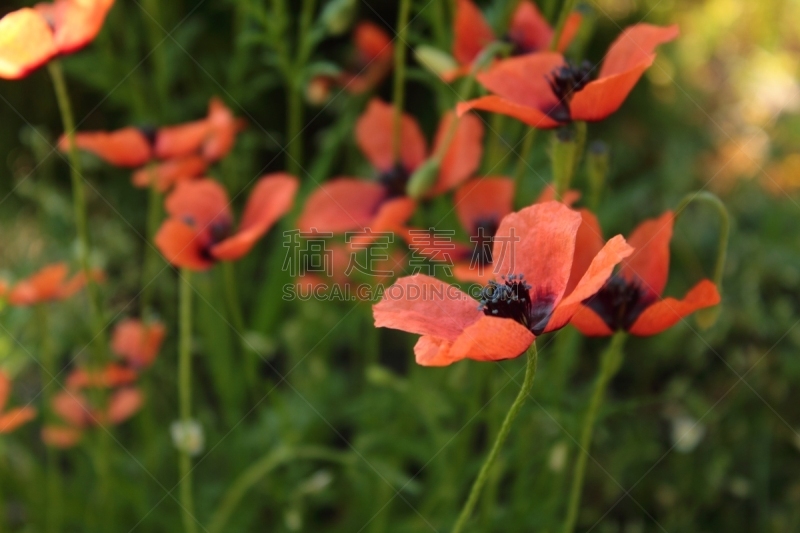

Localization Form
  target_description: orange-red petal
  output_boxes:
[165,178,232,230]
[0,372,9,412]
[454,177,514,233]
[154,219,214,271]
[475,53,564,113]
[492,201,583,303]
[457,95,562,129]
[42,426,82,448]
[355,99,427,173]
[298,179,387,233]
[430,112,484,195]
[535,184,581,206]
[106,388,143,424]
[52,391,90,427]
[0,8,57,80]
[564,209,605,297]
[628,279,720,336]
[66,364,138,389]
[449,315,535,362]
[546,234,633,332]
[203,97,241,161]
[111,319,166,368]
[599,24,680,78]
[620,211,673,298]
[61,128,152,168]
[39,0,115,54]
[9,263,69,306]
[452,261,496,284]
[154,119,211,160]
[373,274,482,341]
[453,0,495,66]
[354,21,393,62]
[131,156,208,192]
[508,1,552,53]
[212,173,298,261]
[348,197,416,248]
[570,305,614,337]
[569,60,652,122]
[0,406,37,433]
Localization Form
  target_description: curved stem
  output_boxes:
[178,270,197,533]
[562,332,627,533]
[451,343,538,533]
[207,446,352,533]
[391,0,413,163]
[674,191,730,290]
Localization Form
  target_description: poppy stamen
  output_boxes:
[479,274,558,334]
[545,60,595,122]
[583,274,657,331]
[377,163,411,199]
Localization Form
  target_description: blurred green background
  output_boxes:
[2,0,800,531]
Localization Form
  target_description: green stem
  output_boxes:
[549,0,579,51]
[451,343,538,533]
[391,0,413,163]
[561,332,627,533]
[178,270,197,533]
[207,446,351,533]
[141,167,162,317]
[674,191,730,291]
[37,305,61,533]
[221,261,256,392]
[286,81,303,176]
[512,128,538,204]
[484,114,508,173]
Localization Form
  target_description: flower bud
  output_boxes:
[306,76,332,106]
[320,0,357,36]
[551,127,578,198]
[414,46,458,77]
[406,158,441,199]
[170,419,204,456]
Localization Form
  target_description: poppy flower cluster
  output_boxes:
[0,0,114,80]
[3,263,103,307]
[61,97,244,192]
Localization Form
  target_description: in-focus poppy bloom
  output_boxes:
[337,22,394,94]
[8,263,103,307]
[65,363,138,389]
[111,318,166,369]
[373,202,633,366]
[570,211,721,336]
[403,180,580,283]
[299,99,483,241]
[456,24,679,128]
[155,174,299,270]
[0,0,114,80]
[0,371,37,434]
[444,0,581,81]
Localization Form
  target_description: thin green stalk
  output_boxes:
[512,128,538,202]
[451,343,538,533]
[391,0,413,163]
[36,305,61,533]
[141,167,162,317]
[207,446,351,533]
[484,114,508,173]
[221,261,257,392]
[286,81,303,176]
[178,270,197,533]
[561,332,627,533]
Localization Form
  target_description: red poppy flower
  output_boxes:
[8,263,104,306]
[51,387,143,430]
[59,127,153,168]
[0,0,114,80]
[65,363,138,389]
[337,22,394,94]
[0,371,37,434]
[570,210,721,336]
[299,99,483,241]
[41,425,82,448]
[131,156,208,192]
[111,318,166,369]
[445,0,581,81]
[456,24,679,128]
[155,174,298,270]
[155,97,244,161]
[373,201,633,366]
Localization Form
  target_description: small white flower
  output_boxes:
[670,415,706,453]
[170,419,204,456]
[549,441,568,472]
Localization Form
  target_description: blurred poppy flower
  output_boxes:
[8,263,104,307]
[131,156,209,192]
[299,99,483,241]
[571,211,720,336]
[111,318,166,369]
[457,24,679,128]
[337,22,394,94]
[445,0,581,80]
[373,202,632,366]
[155,174,298,270]
[0,0,114,80]
[65,363,138,389]
[0,371,37,434]
[59,127,153,168]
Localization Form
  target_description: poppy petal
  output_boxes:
[564,209,605,296]
[154,119,211,160]
[475,53,564,111]
[508,1,553,53]
[61,128,152,168]
[42,426,82,448]
[569,60,652,122]
[131,156,208,192]
[492,201,583,304]
[298,179,387,233]
[450,315,535,362]
[373,274,482,340]
[9,263,69,306]
[546,234,633,332]
[453,0,495,66]
[620,211,673,298]
[629,279,720,336]
[212,173,298,261]
[431,112,484,195]
[457,95,562,129]
[401,229,472,264]
[0,372,9,412]
[107,388,143,424]
[599,24,679,78]
[354,21,393,62]
[570,305,614,336]
[0,407,37,433]
[414,336,458,367]
[0,8,57,80]
[203,97,240,162]
[557,12,583,52]
[154,219,214,271]
[366,196,416,235]
[535,184,581,205]
[52,391,90,427]
[454,177,514,233]
[111,319,166,368]
[355,99,427,173]
[452,261,496,284]
[165,178,232,230]
[40,0,115,54]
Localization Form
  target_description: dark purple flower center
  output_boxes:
[377,163,411,199]
[182,215,233,261]
[546,60,595,122]
[478,274,556,335]
[582,274,657,331]
[137,125,158,146]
